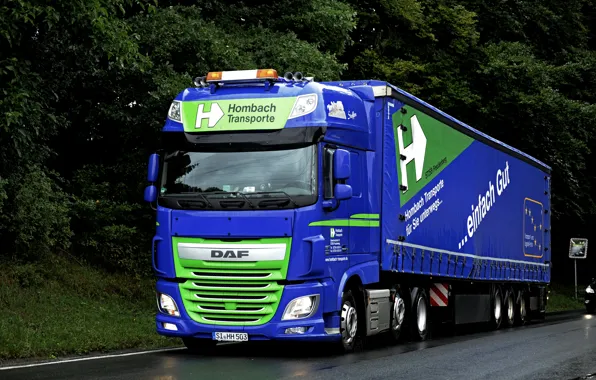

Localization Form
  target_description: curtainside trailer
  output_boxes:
[143,69,551,353]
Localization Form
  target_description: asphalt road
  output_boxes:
[3,311,596,380]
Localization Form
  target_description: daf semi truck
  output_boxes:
[143,69,551,353]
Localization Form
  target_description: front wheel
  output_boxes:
[586,302,596,314]
[338,289,359,353]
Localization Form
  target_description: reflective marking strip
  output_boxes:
[429,289,446,307]
[386,240,549,267]
[430,283,449,307]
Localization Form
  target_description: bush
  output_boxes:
[0,167,71,261]
[70,197,153,277]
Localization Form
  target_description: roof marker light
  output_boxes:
[257,69,278,79]
[205,69,278,83]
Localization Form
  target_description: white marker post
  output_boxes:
[568,238,588,299]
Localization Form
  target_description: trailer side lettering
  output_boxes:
[405,179,445,236]
[466,161,510,239]
[496,161,511,196]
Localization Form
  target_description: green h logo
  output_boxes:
[397,115,427,192]
[195,102,224,129]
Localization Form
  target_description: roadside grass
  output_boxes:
[0,254,180,362]
[546,283,585,312]
[0,252,586,362]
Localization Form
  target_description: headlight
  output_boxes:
[168,101,182,122]
[282,295,320,320]
[288,94,318,119]
[586,286,594,294]
[157,293,180,317]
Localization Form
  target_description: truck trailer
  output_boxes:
[143,69,551,353]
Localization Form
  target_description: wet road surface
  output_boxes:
[2,311,595,380]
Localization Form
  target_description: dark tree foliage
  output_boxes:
[1,0,595,281]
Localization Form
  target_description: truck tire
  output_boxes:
[504,288,515,328]
[182,338,216,355]
[514,289,528,326]
[586,303,595,314]
[490,286,503,330]
[338,289,359,353]
[410,288,429,341]
[387,286,406,344]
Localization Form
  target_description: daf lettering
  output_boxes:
[210,249,249,259]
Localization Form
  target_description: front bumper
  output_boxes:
[155,279,341,342]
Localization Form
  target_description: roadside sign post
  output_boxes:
[568,238,588,299]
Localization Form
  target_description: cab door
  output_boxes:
[320,145,353,281]
[322,145,351,254]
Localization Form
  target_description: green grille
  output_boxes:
[173,237,291,326]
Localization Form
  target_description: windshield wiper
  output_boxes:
[206,191,256,209]
[195,193,214,208]
[253,191,299,208]
[233,192,256,209]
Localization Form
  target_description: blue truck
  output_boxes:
[143,69,551,353]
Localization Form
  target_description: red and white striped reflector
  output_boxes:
[429,283,449,307]
[206,69,278,82]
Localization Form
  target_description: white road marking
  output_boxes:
[0,347,186,371]
[0,342,243,371]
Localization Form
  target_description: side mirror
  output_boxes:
[334,183,352,201]
[147,153,160,183]
[333,149,350,180]
[144,185,157,203]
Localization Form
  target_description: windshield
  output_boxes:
[159,145,316,209]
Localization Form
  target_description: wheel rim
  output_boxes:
[417,296,427,333]
[494,291,502,321]
[520,296,526,319]
[341,302,358,344]
[507,295,514,321]
[392,294,405,331]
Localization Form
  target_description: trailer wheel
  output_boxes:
[410,288,429,341]
[515,289,528,326]
[182,338,216,355]
[388,286,406,343]
[490,286,503,330]
[338,289,359,353]
[504,288,515,328]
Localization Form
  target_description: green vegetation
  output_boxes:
[547,283,586,313]
[0,255,180,361]
[2,0,596,360]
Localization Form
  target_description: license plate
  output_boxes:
[213,332,249,342]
